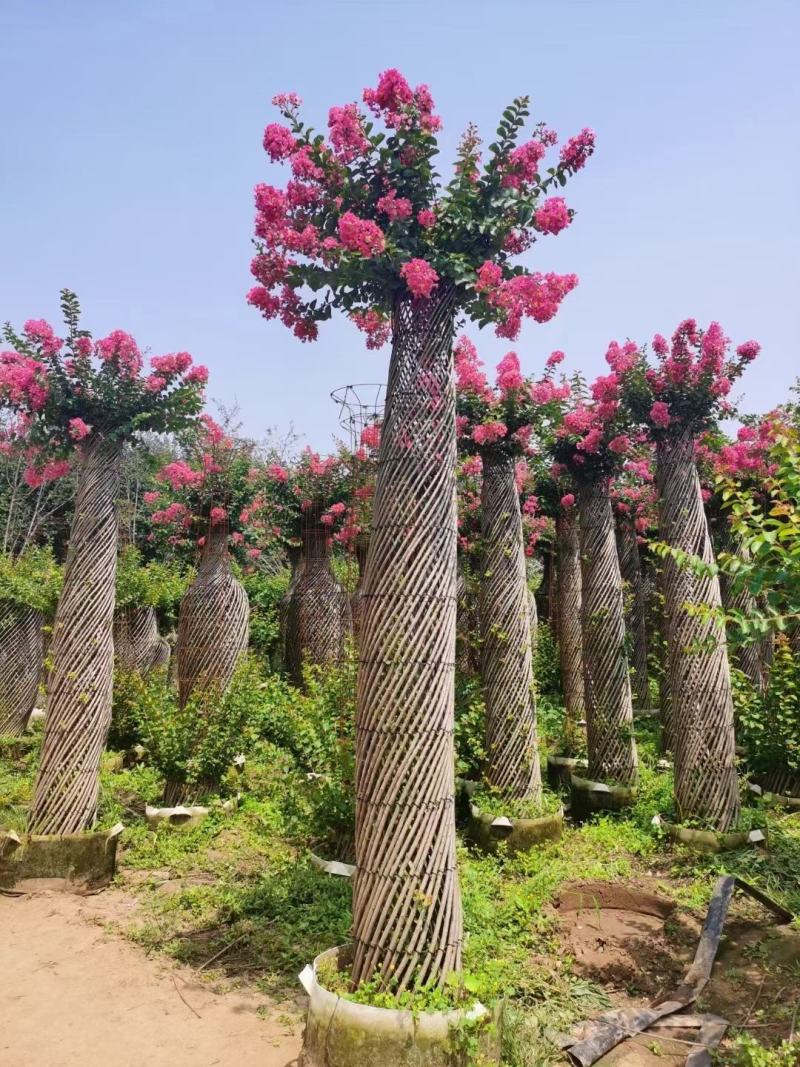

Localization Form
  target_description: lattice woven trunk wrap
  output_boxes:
[285,507,352,686]
[647,560,675,753]
[555,510,585,743]
[351,286,462,991]
[719,539,765,693]
[176,522,249,710]
[578,480,638,785]
[656,431,739,829]
[278,546,303,671]
[114,606,170,676]
[351,536,369,645]
[28,436,123,834]
[479,451,542,802]
[0,601,44,736]
[616,516,651,707]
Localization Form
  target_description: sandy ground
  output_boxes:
[0,887,303,1067]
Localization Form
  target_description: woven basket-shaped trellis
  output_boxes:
[656,430,739,830]
[555,510,585,743]
[350,535,370,645]
[479,451,541,801]
[645,559,674,753]
[176,522,249,710]
[277,545,302,671]
[285,506,352,686]
[28,436,123,834]
[0,600,44,736]
[718,538,765,693]
[578,479,638,785]
[351,286,462,991]
[616,516,650,708]
[113,605,170,676]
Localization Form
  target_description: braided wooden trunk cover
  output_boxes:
[578,480,638,785]
[479,451,542,801]
[555,510,585,744]
[176,522,249,710]
[656,431,739,829]
[719,539,765,693]
[350,536,369,645]
[286,508,352,686]
[278,546,302,672]
[114,606,170,676]
[351,287,462,991]
[616,516,651,707]
[0,601,44,736]
[28,437,123,833]
[647,560,674,753]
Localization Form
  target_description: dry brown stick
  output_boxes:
[740,975,767,1028]
[172,974,202,1018]
[197,932,247,972]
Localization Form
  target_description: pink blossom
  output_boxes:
[454,335,490,396]
[503,140,546,189]
[650,401,672,429]
[472,421,508,446]
[605,340,639,374]
[290,145,325,182]
[143,491,161,505]
[247,286,281,319]
[400,258,438,299]
[254,183,287,225]
[150,352,192,377]
[350,309,390,349]
[248,547,262,559]
[144,375,167,393]
[262,123,296,161]
[608,434,631,455]
[377,189,413,222]
[185,365,209,384]
[475,260,503,293]
[577,427,603,454]
[559,128,595,172]
[96,330,142,377]
[417,209,436,228]
[267,463,289,482]
[328,103,369,161]
[0,351,50,410]
[360,424,381,450]
[158,460,203,491]
[272,92,302,111]
[23,319,62,356]
[546,350,565,368]
[461,454,483,477]
[68,417,91,441]
[560,493,575,508]
[534,197,572,235]
[151,501,190,526]
[736,340,760,361]
[338,212,386,257]
[210,506,228,525]
[495,352,524,394]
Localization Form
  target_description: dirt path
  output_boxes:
[1,888,303,1067]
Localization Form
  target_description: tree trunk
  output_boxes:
[555,509,585,752]
[351,285,462,991]
[616,516,651,708]
[718,537,765,693]
[578,479,638,785]
[28,436,123,834]
[114,605,170,676]
[0,600,44,736]
[479,451,541,801]
[657,430,739,830]
[285,505,352,686]
[176,520,249,709]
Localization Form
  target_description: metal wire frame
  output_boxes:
[28,436,123,834]
[351,286,463,991]
[656,430,739,830]
[479,450,542,801]
[578,479,638,785]
[330,383,386,450]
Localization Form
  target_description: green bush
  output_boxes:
[733,636,800,779]
[720,1036,800,1067]
[455,674,486,780]
[241,567,290,665]
[115,545,192,629]
[533,621,561,700]
[0,546,61,615]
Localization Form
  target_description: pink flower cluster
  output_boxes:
[362,68,441,133]
[472,420,508,446]
[158,460,204,491]
[360,424,381,450]
[495,351,524,395]
[559,128,596,173]
[534,197,572,235]
[23,458,71,488]
[338,212,386,258]
[400,258,439,299]
[328,103,369,162]
[377,189,413,222]
[68,417,91,441]
[454,336,490,398]
[476,264,579,340]
[96,330,143,378]
[350,309,391,350]
[0,352,50,411]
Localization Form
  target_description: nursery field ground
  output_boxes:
[1,729,800,1066]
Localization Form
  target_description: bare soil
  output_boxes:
[1,887,303,1067]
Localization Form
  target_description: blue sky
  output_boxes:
[2,1,798,448]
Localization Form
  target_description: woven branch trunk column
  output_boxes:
[719,539,765,693]
[351,536,369,645]
[479,451,542,802]
[647,561,675,753]
[657,431,739,829]
[351,285,462,991]
[176,521,249,709]
[578,480,638,785]
[28,436,123,834]
[555,510,585,749]
[616,516,651,708]
[114,606,170,676]
[286,506,352,686]
[0,601,44,736]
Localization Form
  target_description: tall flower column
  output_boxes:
[29,436,123,832]
[352,286,462,989]
[479,450,541,800]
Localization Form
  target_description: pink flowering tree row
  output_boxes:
[0,291,206,834]
[456,337,569,806]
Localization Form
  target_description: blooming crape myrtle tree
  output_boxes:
[248,69,594,990]
[0,291,206,833]
[611,454,657,710]
[247,447,353,684]
[620,320,760,829]
[551,354,642,788]
[146,415,251,714]
[456,337,569,803]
